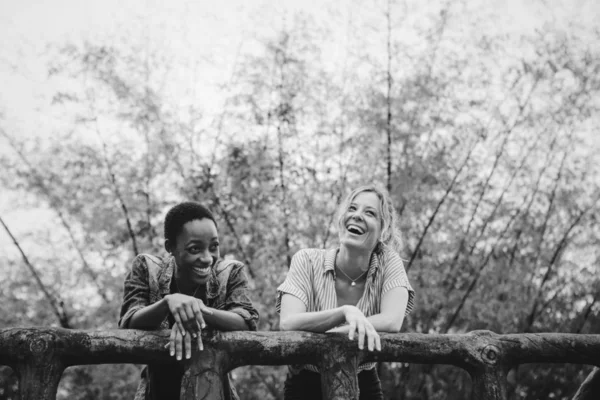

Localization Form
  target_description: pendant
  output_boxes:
[351,281,356,287]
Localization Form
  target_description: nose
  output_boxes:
[199,250,212,264]
[350,211,364,222]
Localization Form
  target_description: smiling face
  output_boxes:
[339,191,383,253]
[166,218,220,287]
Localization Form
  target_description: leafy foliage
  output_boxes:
[1,1,600,399]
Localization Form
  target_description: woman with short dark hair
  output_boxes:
[119,201,258,400]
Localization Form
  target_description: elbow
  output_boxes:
[385,319,404,333]
[279,319,290,331]
[279,317,294,331]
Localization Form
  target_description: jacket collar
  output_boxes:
[158,256,221,300]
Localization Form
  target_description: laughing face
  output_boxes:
[169,218,220,287]
[339,191,382,252]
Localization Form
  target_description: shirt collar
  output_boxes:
[323,248,338,274]
[158,256,176,296]
[323,248,381,280]
[366,251,381,281]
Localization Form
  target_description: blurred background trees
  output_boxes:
[1,0,599,399]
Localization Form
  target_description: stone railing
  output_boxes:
[1,328,599,400]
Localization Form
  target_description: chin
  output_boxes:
[191,274,211,285]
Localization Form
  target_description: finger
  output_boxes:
[169,326,177,357]
[197,324,204,352]
[192,301,206,329]
[196,321,203,351]
[367,328,375,351]
[175,328,183,361]
[348,320,357,341]
[375,331,381,351]
[172,313,185,337]
[183,304,197,334]
[184,328,192,359]
[357,321,366,350]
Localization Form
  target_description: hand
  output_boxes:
[166,323,203,361]
[342,305,381,352]
[164,294,213,338]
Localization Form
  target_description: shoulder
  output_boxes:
[377,248,405,270]
[292,248,327,267]
[293,248,326,260]
[215,258,246,276]
[130,254,169,275]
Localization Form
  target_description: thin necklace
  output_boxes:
[336,265,368,287]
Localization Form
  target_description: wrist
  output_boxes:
[160,297,171,315]
[340,305,350,318]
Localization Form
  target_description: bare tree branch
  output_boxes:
[443,196,529,332]
[524,194,600,331]
[0,128,109,304]
[385,0,393,193]
[94,121,139,256]
[442,131,544,293]
[0,215,71,328]
[208,190,256,279]
[405,135,476,271]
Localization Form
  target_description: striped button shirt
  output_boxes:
[276,247,415,372]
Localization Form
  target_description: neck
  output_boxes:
[337,245,371,276]
[174,268,206,296]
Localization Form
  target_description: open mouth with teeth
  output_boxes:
[192,265,212,276]
[346,224,365,235]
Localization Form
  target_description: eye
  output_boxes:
[366,210,376,217]
[187,246,201,254]
[209,243,219,252]
[348,205,356,212]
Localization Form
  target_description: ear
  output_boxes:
[164,239,174,254]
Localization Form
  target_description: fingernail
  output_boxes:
[202,323,206,329]
[177,356,181,360]
[170,350,174,356]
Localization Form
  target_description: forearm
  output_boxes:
[366,313,405,333]
[280,307,347,332]
[203,308,250,331]
[327,313,405,334]
[126,299,169,329]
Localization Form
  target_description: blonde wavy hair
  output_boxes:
[336,184,403,254]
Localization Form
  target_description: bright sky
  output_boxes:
[1,0,599,252]
[1,0,598,135]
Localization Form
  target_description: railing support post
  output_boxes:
[180,347,229,400]
[13,332,66,400]
[16,360,65,400]
[320,347,359,400]
[469,367,507,400]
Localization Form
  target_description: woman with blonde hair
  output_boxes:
[277,184,415,400]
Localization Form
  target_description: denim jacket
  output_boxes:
[119,254,258,400]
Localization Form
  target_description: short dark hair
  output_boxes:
[164,202,217,244]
